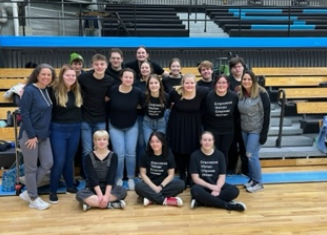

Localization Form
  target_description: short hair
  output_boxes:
[229,57,245,69]
[93,130,109,150]
[109,48,123,58]
[214,74,230,86]
[91,53,107,63]
[197,60,213,73]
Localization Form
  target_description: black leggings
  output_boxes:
[190,183,239,209]
[213,132,234,167]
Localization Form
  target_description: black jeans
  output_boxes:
[135,180,185,204]
[190,183,239,209]
[213,132,234,168]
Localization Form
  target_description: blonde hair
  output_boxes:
[239,70,267,99]
[52,64,83,108]
[174,73,196,100]
[93,130,109,150]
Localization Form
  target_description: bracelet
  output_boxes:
[160,184,164,189]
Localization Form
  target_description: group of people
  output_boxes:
[17,46,270,212]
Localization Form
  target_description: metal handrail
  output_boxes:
[276,89,286,148]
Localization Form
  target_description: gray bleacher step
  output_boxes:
[271,117,292,127]
[259,146,325,159]
[268,123,303,136]
[270,108,281,117]
[263,136,314,148]
[271,103,276,110]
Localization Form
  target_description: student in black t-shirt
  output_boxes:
[105,48,124,86]
[125,46,169,79]
[203,74,239,170]
[78,54,114,179]
[228,57,248,176]
[162,58,183,93]
[76,130,127,211]
[196,60,214,90]
[135,132,184,207]
[189,131,246,212]
[107,68,144,191]
[49,64,83,204]
[143,74,170,143]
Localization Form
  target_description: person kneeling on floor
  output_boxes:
[189,131,246,212]
[76,130,127,211]
[135,131,185,207]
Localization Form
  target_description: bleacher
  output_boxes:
[206,7,327,37]
[102,5,188,37]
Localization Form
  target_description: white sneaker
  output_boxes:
[116,179,123,186]
[143,198,153,207]
[83,203,91,212]
[243,179,254,189]
[128,179,135,191]
[29,197,50,210]
[246,183,264,193]
[19,190,32,203]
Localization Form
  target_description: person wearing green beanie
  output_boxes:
[70,52,85,76]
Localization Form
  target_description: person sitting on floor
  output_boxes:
[135,131,185,207]
[76,130,127,211]
[189,131,246,212]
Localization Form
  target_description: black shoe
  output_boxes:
[227,201,246,212]
[49,193,59,204]
[66,187,78,194]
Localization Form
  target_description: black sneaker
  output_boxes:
[66,187,78,194]
[227,200,246,212]
[49,193,59,204]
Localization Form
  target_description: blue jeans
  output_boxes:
[143,116,166,144]
[109,121,138,180]
[50,122,81,193]
[81,121,106,178]
[241,132,262,184]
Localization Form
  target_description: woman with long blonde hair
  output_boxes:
[48,64,83,203]
[166,73,209,187]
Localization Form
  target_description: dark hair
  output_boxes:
[109,48,123,58]
[145,74,166,106]
[120,67,136,80]
[140,61,153,76]
[146,131,169,158]
[229,57,245,69]
[26,63,56,87]
[25,61,38,68]
[169,58,181,68]
[214,74,230,86]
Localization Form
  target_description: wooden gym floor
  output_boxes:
[0,166,327,235]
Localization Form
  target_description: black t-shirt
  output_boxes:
[189,149,226,184]
[203,90,239,134]
[162,76,182,93]
[78,71,114,122]
[105,65,123,86]
[49,87,82,123]
[86,151,118,189]
[197,80,214,90]
[133,79,146,116]
[108,85,144,129]
[125,59,164,78]
[144,93,170,119]
[229,74,242,93]
[140,151,175,185]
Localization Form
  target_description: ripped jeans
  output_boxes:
[241,132,262,184]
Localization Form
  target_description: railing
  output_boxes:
[276,89,286,148]
[1,1,327,37]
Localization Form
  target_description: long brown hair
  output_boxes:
[25,63,56,87]
[145,74,166,106]
[239,70,266,99]
[52,64,83,107]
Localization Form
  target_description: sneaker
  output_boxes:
[128,179,135,191]
[143,198,153,207]
[108,200,126,210]
[227,200,246,212]
[246,183,264,193]
[243,179,254,189]
[82,203,91,212]
[29,197,50,210]
[190,199,198,209]
[116,179,123,187]
[49,193,59,204]
[19,190,32,203]
[163,197,183,207]
[66,187,78,194]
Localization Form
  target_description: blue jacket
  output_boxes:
[316,115,327,154]
[19,84,52,140]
